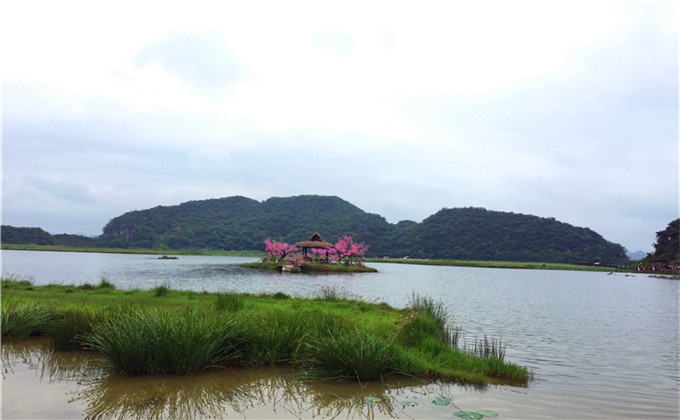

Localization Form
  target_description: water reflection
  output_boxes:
[2,338,482,419]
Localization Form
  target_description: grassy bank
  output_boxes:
[241,262,378,273]
[367,258,620,272]
[1,278,528,385]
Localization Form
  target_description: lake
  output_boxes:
[2,250,678,419]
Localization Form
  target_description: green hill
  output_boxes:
[95,195,628,265]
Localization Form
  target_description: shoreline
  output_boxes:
[2,244,641,273]
[1,278,529,385]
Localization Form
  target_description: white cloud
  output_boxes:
[1,1,677,252]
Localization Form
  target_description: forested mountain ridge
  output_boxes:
[96,195,628,264]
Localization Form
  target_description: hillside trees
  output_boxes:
[650,219,679,263]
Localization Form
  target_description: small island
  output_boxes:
[241,233,377,273]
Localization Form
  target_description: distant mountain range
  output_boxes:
[2,195,629,265]
[626,250,648,260]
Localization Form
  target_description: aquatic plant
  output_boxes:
[463,335,506,361]
[296,327,400,381]
[96,278,116,290]
[83,308,245,375]
[46,310,101,351]
[1,298,59,339]
[154,283,170,297]
[407,292,450,330]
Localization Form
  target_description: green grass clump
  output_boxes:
[154,283,170,297]
[96,277,116,290]
[296,327,401,381]
[83,308,244,375]
[215,292,245,312]
[46,310,102,350]
[1,298,59,339]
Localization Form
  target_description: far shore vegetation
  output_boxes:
[2,243,639,272]
[1,277,529,386]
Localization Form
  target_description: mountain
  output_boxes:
[1,225,97,247]
[627,250,648,260]
[97,195,628,265]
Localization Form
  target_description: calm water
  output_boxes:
[2,250,679,419]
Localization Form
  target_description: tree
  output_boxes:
[651,219,680,263]
[263,238,295,262]
[334,235,369,265]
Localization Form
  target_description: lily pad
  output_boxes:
[432,397,451,406]
[454,411,483,419]
[476,410,498,417]
[400,401,418,407]
[364,396,382,404]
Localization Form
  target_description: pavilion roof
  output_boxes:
[295,232,335,249]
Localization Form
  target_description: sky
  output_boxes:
[1,1,678,253]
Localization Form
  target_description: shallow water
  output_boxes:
[2,250,679,419]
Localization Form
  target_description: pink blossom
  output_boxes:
[264,238,296,262]
[334,235,369,265]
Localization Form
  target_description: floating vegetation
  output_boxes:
[363,396,382,404]
[455,411,484,419]
[432,396,451,406]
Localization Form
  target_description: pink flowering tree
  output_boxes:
[264,238,296,262]
[310,247,334,263]
[334,235,370,266]
[286,252,305,266]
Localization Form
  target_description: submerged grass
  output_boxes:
[0,278,530,385]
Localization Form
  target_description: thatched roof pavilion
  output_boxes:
[295,232,335,262]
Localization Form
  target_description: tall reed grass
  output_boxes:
[296,327,400,381]
[1,298,59,339]
[463,335,506,361]
[83,308,246,374]
[215,292,245,312]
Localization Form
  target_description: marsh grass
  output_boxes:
[83,308,245,374]
[2,279,530,384]
[154,283,170,297]
[463,335,506,361]
[96,276,116,290]
[215,292,245,312]
[296,327,401,381]
[47,310,102,350]
[407,292,450,330]
[1,298,59,339]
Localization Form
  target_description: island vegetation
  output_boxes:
[1,277,529,386]
[242,235,378,273]
[1,195,630,265]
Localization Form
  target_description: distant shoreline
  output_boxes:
[0,244,261,258]
[2,244,628,272]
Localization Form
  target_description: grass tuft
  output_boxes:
[1,298,59,339]
[154,283,170,297]
[215,292,245,312]
[296,327,400,381]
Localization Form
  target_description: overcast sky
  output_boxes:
[2,1,677,253]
